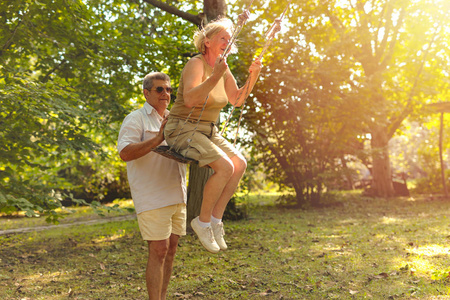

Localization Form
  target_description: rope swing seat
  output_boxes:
[152,145,198,164]
[153,0,291,165]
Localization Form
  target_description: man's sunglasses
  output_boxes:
[149,86,173,94]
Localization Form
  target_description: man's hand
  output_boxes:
[157,116,168,142]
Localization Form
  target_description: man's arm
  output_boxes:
[119,118,167,162]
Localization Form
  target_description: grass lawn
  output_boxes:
[0,199,136,231]
[1,191,450,299]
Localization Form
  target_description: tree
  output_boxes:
[243,8,369,206]
[0,0,198,220]
[242,0,449,203]
[0,0,110,220]
[4,0,446,220]
[321,0,449,197]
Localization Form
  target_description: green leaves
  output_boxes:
[0,0,130,219]
[237,0,450,201]
[0,0,202,220]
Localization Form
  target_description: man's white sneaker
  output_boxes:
[191,217,220,253]
[212,222,227,250]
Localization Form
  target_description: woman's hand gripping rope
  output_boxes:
[257,0,290,61]
[221,0,253,59]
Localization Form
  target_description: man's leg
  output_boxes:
[146,239,169,300]
[160,234,179,300]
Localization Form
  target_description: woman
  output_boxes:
[164,17,262,253]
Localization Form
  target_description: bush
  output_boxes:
[412,169,450,195]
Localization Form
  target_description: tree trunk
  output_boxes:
[204,0,227,22]
[439,112,448,197]
[371,125,395,197]
[341,156,355,190]
[293,182,306,207]
[187,164,213,225]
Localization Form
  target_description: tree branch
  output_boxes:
[141,0,204,26]
[379,7,406,70]
[374,1,388,51]
[375,2,394,62]
[387,26,440,139]
[0,11,27,57]
[355,2,377,75]
[42,59,67,82]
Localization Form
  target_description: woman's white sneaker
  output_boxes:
[191,217,220,253]
[211,222,227,250]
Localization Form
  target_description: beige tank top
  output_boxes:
[169,54,228,123]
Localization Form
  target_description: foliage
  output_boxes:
[413,169,450,195]
[0,0,198,220]
[390,114,450,195]
[234,0,450,201]
[222,194,248,221]
[240,1,370,205]
[2,193,450,299]
[0,76,97,222]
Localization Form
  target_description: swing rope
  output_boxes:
[220,0,291,145]
[222,0,254,59]
[154,0,291,164]
[156,1,256,164]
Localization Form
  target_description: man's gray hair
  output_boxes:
[142,72,170,91]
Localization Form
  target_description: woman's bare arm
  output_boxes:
[225,58,262,107]
[183,56,229,108]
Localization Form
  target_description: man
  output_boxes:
[117,72,187,300]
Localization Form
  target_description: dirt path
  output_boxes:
[0,214,136,236]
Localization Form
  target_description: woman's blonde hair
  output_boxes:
[193,17,237,54]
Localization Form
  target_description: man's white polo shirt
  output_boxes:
[117,102,187,214]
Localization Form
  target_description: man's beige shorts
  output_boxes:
[137,203,186,241]
[164,117,239,167]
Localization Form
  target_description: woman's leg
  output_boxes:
[198,155,234,223]
[208,153,246,250]
[212,153,247,219]
[191,155,234,253]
